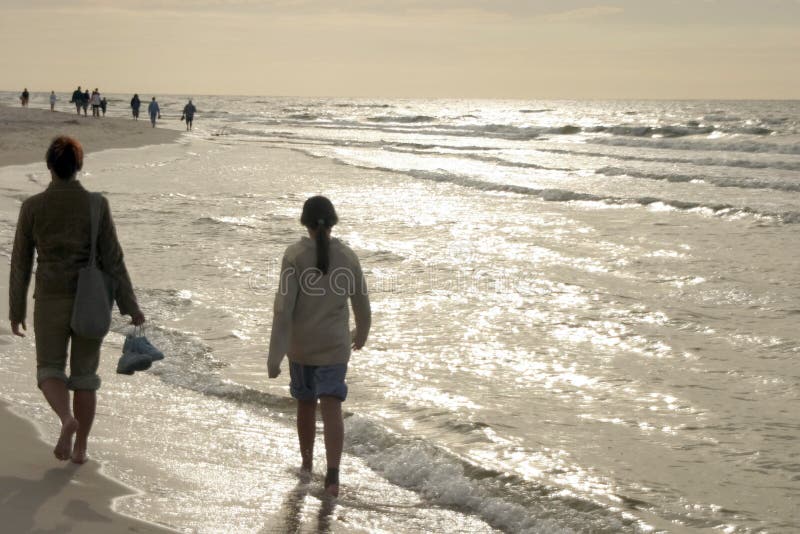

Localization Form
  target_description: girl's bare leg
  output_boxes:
[319,396,343,496]
[297,399,317,472]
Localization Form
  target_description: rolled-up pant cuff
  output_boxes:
[67,375,101,391]
[37,367,69,387]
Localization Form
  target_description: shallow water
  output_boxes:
[0,95,799,533]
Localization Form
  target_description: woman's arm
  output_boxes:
[9,201,34,331]
[267,254,299,377]
[96,196,141,318]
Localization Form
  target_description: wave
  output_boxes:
[345,415,641,533]
[290,148,800,224]
[402,169,800,223]
[333,103,393,108]
[132,317,636,533]
[535,147,800,172]
[367,115,436,124]
[596,166,800,193]
[286,112,320,120]
[213,121,800,174]
[587,125,716,137]
[380,146,573,171]
[196,215,260,228]
[520,109,553,114]
[590,136,800,156]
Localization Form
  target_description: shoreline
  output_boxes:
[0,104,181,167]
[0,399,176,533]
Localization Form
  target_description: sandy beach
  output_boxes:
[0,105,180,167]
[0,400,175,533]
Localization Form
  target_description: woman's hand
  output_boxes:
[130,310,146,326]
[11,321,26,337]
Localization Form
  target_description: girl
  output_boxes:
[268,196,371,497]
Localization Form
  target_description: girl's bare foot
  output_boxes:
[298,463,312,483]
[324,468,339,498]
[54,418,78,461]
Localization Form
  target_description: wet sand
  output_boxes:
[0,400,176,533]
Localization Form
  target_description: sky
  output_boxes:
[1,0,798,99]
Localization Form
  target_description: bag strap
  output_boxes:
[88,192,102,266]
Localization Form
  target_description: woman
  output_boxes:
[268,196,371,497]
[9,136,144,464]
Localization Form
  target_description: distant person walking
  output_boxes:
[267,196,371,498]
[100,97,107,116]
[91,89,101,117]
[50,91,57,112]
[130,94,141,120]
[81,89,90,116]
[9,136,145,465]
[20,88,30,107]
[148,97,160,128]
[70,86,82,115]
[181,99,196,131]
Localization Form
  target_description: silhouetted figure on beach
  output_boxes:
[70,86,82,115]
[9,136,145,465]
[100,97,107,116]
[81,89,90,116]
[268,196,371,498]
[91,89,101,117]
[148,97,160,127]
[20,88,29,107]
[181,99,196,131]
[130,94,141,120]
[49,91,56,112]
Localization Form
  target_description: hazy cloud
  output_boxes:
[541,6,624,22]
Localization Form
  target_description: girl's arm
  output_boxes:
[350,257,371,350]
[267,254,299,377]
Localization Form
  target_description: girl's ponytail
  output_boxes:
[315,217,330,274]
[300,196,339,275]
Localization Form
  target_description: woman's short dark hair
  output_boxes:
[300,196,338,275]
[46,136,83,180]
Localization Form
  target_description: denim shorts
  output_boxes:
[289,362,348,402]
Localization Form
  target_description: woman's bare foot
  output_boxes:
[71,438,88,464]
[54,417,78,461]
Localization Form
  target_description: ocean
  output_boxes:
[0,92,798,533]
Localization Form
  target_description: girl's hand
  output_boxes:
[130,310,146,326]
[351,329,364,351]
[268,363,281,379]
[11,321,26,337]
